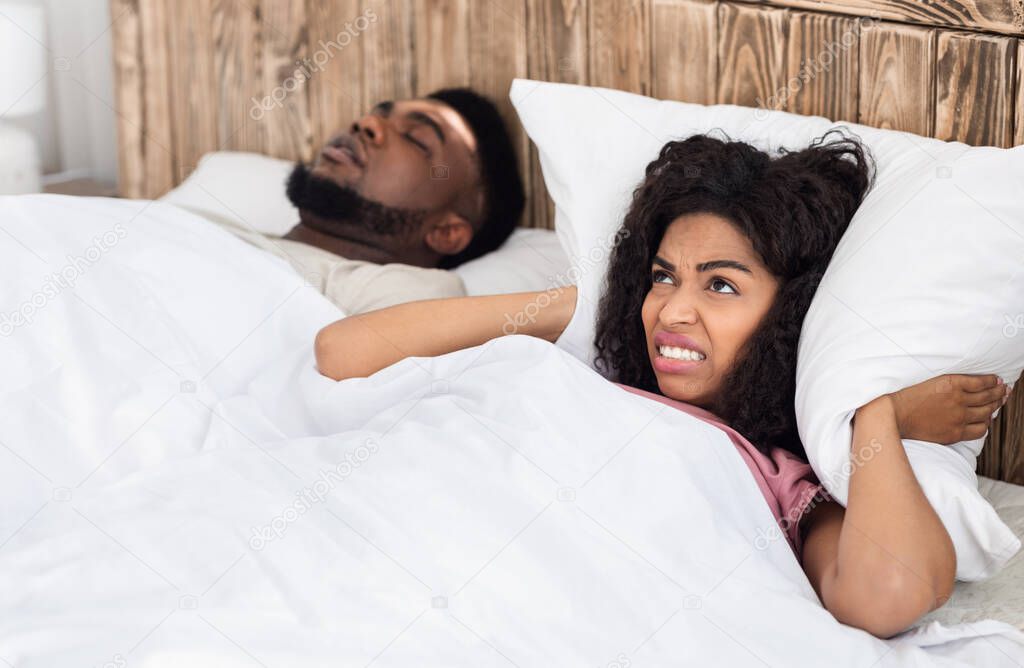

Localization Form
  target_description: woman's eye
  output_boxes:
[710,278,737,294]
[652,270,673,285]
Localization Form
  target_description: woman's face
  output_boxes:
[641,213,780,410]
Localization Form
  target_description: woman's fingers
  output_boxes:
[966,402,1003,423]
[965,384,1009,407]
[958,374,1001,393]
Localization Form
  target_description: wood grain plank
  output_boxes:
[305,0,365,156]
[858,23,936,135]
[935,31,1015,147]
[212,0,264,154]
[589,0,651,94]
[111,0,176,198]
[364,0,415,104]
[1001,380,1024,484]
[526,0,589,84]
[652,0,718,105]
[745,0,1024,37]
[717,3,788,108]
[165,0,220,183]
[978,425,1003,481]
[412,0,471,94]
[469,0,531,224]
[1014,39,1023,146]
[525,0,589,229]
[259,0,312,160]
[111,0,146,199]
[784,10,859,121]
[983,372,1024,483]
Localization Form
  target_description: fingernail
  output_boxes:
[997,377,1004,385]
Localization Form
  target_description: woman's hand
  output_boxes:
[889,374,1009,444]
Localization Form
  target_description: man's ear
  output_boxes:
[424,211,474,257]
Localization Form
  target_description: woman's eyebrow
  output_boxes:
[652,255,752,274]
[698,259,752,274]
[653,255,675,271]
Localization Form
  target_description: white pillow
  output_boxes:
[454,227,568,295]
[160,151,299,236]
[511,78,1023,581]
[159,151,569,295]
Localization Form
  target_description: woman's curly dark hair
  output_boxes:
[593,130,874,458]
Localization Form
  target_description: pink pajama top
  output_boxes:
[617,384,826,561]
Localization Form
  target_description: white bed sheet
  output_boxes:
[0,195,1022,667]
[923,478,1024,630]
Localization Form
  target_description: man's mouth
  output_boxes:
[321,135,366,169]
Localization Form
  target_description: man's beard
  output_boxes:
[285,163,426,237]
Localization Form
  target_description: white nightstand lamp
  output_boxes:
[0,1,47,195]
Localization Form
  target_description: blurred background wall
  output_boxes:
[1,0,118,189]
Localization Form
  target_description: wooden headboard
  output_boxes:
[111,0,1023,483]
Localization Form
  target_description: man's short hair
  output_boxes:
[426,88,526,268]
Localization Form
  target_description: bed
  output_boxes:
[0,194,1021,666]
[0,0,1020,664]
[109,0,1024,486]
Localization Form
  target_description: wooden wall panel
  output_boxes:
[469,0,531,220]
[746,0,1024,38]
[717,3,788,107]
[112,0,176,199]
[784,11,859,121]
[305,0,365,154]
[1002,384,1024,483]
[212,0,263,154]
[525,0,589,229]
[260,1,312,160]
[588,0,651,94]
[858,23,936,135]
[935,31,1015,147]
[1015,39,1024,146]
[983,378,1024,484]
[413,0,471,94]
[652,0,719,105]
[111,0,147,199]
[165,0,219,182]
[364,0,415,104]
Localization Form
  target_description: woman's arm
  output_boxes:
[800,395,955,638]
[315,286,577,380]
[800,373,1005,637]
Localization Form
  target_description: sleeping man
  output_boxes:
[225,87,525,314]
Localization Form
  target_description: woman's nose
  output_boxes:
[659,290,699,326]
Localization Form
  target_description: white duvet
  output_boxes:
[0,195,1021,667]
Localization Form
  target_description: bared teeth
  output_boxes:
[658,345,705,361]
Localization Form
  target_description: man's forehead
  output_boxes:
[390,98,478,153]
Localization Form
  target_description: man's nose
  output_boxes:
[352,113,386,147]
